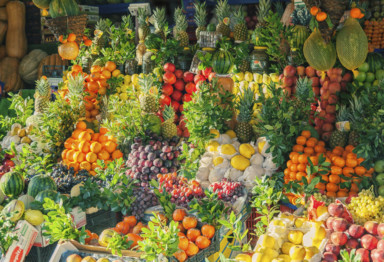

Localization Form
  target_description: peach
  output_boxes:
[356,248,370,262]
[332,218,349,232]
[330,232,348,246]
[323,252,337,262]
[346,238,359,249]
[377,240,384,250]
[371,249,384,262]
[326,217,335,230]
[325,244,341,256]
[377,223,384,238]
[328,203,345,217]
[348,224,365,238]
[364,221,379,235]
[361,234,378,250]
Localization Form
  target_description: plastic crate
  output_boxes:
[25,243,57,262]
[59,250,143,262]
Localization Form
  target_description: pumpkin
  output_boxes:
[336,17,368,70]
[0,57,23,92]
[49,0,79,18]
[19,49,48,84]
[0,45,5,60]
[5,1,27,59]
[32,0,51,9]
[0,7,6,20]
[212,49,233,74]
[0,0,8,7]
[303,29,336,71]
[58,41,79,60]
[38,53,68,78]
[0,21,6,44]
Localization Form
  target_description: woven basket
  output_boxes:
[44,14,88,44]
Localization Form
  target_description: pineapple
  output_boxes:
[215,0,231,37]
[235,86,255,143]
[34,77,51,114]
[174,8,189,47]
[153,7,167,41]
[233,7,248,42]
[138,8,150,41]
[234,42,250,72]
[194,1,207,41]
[139,74,158,113]
[67,74,86,118]
[161,105,177,139]
[173,7,183,38]
[93,18,110,49]
[274,1,285,17]
[348,96,362,147]
[257,0,271,25]
[329,105,348,149]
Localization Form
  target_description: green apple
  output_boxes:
[378,185,384,197]
[366,72,375,83]
[375,160,384,173]
[355,71,366,82]
[376,173,384,186]
[358,62,369,73]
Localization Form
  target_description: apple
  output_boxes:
[356,248,371,262]
[175,69,184,79]
[376,174,384,186]
[328,82,341,94]
[371,249,384,262]
[182,94,192,103]
[361,234,378,250]
[322,123,334,132]
[194,74,206,84]
[377,240,384,250]
[323,252,337,262]
[346,238,359,249]
[348,224,365,238]
[311,77,320,87]
[284,65,297,77]
[330,232,348,246]
[163,71,176,85]
[183,72,194,83]
[297,66,305,76]
[312,87,320,96]
[171,100,180,112]
[174,79,185,91]
[283,76,294,87]
[325,244,341,255]
[202,67,212,78]
[163,63,176,73]
[66,254,82,262]
[377,223,384,238]
[171,90,183,102]
[306,66,316,77]
[185,82,196,94]
[162,84,173,96]
[364,221,379,235]
[332,218,349,232]
[324,114,336,124]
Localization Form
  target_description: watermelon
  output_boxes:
[35,190,58,203]
[49,0,79,18]
[27,174,57,198]
[212,49,233,74]
[366,52,384,73]
[0,172,24,198]
[207,24,216,32]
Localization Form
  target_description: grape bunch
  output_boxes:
[130,186,159,219]
[125,132,182,186]
[157,173,205,208]
[210,179,245,203]
[347,187,384,224]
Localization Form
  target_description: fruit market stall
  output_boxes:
[1,0,384,262]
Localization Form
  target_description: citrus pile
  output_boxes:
[284,130,372,198]
[61,122,123,175]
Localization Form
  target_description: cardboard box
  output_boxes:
[3,221,38,262]
[33,224,50,248]
[71,206,87,229]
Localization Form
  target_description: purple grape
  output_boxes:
[153,159,163,167]
[150,166,159,174]
[142,167,150,174]
[145,145,153,153]
[144,160,153,168]
[169,166,177,173]
[160,153,167,161]
[139,152,147,160]
[148,153,156,161]
[172,159,180,166]
[174,151,180,158]
[167,152,174,160]
[164,160,172,168]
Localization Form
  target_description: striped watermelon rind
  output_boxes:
[35,189,58,203]
[212,49,233,74]
[0,172,25,198]
[366,52,384,73]
[27,174,57,198]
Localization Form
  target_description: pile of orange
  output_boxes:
[172,209,215,262]
[284,130,374,199]
[61,122,123,175]
[84,230,99,245]
[113,216,143,248]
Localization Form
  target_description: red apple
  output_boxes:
[325,244,341,255]
[371,249,384,262]
[349,224,365,239]
[182,128,190,137]
[322,123,334,132]
[377,223,384,237]
[183,72,194,83]
[324,113,336,124]
[174,79,185,91]
[312,86,320,96]
[356,248,371,262]
[284,65,297,77]
[179,104,184,112]
[330,232,348,246]
[171,90,183,101]
[346,238,360,249]
[321,90,330,100]
[332,218,349,232]
[202,67,212,78]
[328,203,345,217]
[182,94,192,102]
[328,82,341,94]
[306,66,316,77]
[320,76,330,86]
[328,94,338,105]
[177,126,183,137]
[341,210,354,224]
[361,234,378,250]
[185,82,197,94]
[163,63,175,73]
[162,83,173,96]
[342,72,353,82]
[171,100,180,112]
[365,221,379,235]
[323,252,337,262]
[163,71,176,85]
[283,76,294,87]
[159,95,171,106]
[175,69,183,79]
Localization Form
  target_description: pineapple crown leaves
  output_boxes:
[234,42,250,62]
[138,74,157,94]
[233,6,246,25]
[274,1,285,17]
[122,15,134,31]
[348,95,363,124]
[336,104,350,122]
[175,8,188,31]
[236,86,256,123]
[162,105,175,122]
[35,77,51,96]
[217,38,233,52]
[138,7,150,25]
[291,6,312,26]
[257,0,272,24]
[338,249,361,262]
[194,1,207,27]
[215,0,230,21]
[295,77,314,102]
[152,7,167,31]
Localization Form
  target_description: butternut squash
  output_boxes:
[0,21,6,44]
[6,1,27,59]
[0,0,8,7]
[0,45,5,60]
[0,57,23,92]
[0,7,6,21]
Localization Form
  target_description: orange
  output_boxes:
[345,145,355,153]
[76,121,87,130]
[331,166,342,175]
[64,138,74,149]
[346,153,357,159]
[292,145,304,153]
[90,142,102,153]
[132,222,144,234]
[61,149,68,160]
[112,150,123,159]
[98,87,107,96]
[101,70,111,79]
[201,225,215,239]
[367,167,374,174]
[178,232,186,238]
[290,164,298,172]
[174,250,187,262]
[71,140,79,150]
[346,158,358,168]
[291,154,299,164]
[91,162,101,171]
[179,237,189,251]
[182,216,197,230]
[326,183,338,192]
[186,241,199,256]
[78,141,90,153]
[99,127,109,135]
[112,69,121,77]
[297,164,306,172]
[73,152,85,163]
[289,172,297,180]
[126,233,142,248]
[317,141,325,147]
[105,141,117,153]
[321,174,329,183]
[342,167,354,177]
[301,130,311,138]
[72,64,82,72]
[90,109,99,117]
[306,139,316,148]
[314,145,325,153]
[329,174,341,184]
[334,157,345,168]
[66,150,76,161]
[98,150,110,161]
[355,166,366,176]
[296,172,306,181]
[108,135,117,143]
[98,135,108,143]
[289,152,298,159]
[186,228,201,242]
[298,154,308,164]
[68,162,79,172]
[177,222,186,233]
[337,191,349,197]
[89,170,96,176]
[86,152,97,163]
[284,168,290,177]
[350,183,359,192]
[304,147,314,155]
[173,209,187,222]
[195,236,211,249]
[315,183,326,191]
[287,160,292,169]
[349,191,358,196]
[326,191,336,197]
[79,161,91,171]
[91,133,100,141]
[105,61,117,72]
[85,128,95,135]
[72,129,82,139]
[87,81,99,92]
[116,221,130,235]
[309,156,318,165]
[357,158,364,165]
[78,131,92,141]
[296,136,307,145]
[124,216,137,227]
[332,147,343,156]
[350,7,362,19]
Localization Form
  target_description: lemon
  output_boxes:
[253,73,263,84]
[263,248,279,259]
[288,231,304,245]
[225,130,236,139]
[316,206,328,217]
[289,245,306,261]
[210,129,220,138]
[120,85,128,93]
[221,144,237,155]
[245,72,253,82]
[262,74,271,85]
[304,246,319,259]
[281,242,295,255]
[252,252,263,262]
[120,93,128,100]
[277,254,291,262]
[231,155,250,171]
[124,75,131,84]
[280,213,295,221]
[235,72,244,82]
[213,157,224,166]
[239,144,256,159]
[270,73,280,83]
[139,73,145,78]
[235,254,252,262]
[314,227,326,240]
[294,217,306,228]
[258,140,267,154]
[116,87,121,93]
[258,234,276,249]
[272,219,285,227]
[207,141,220,152]
[132,74,139,85]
